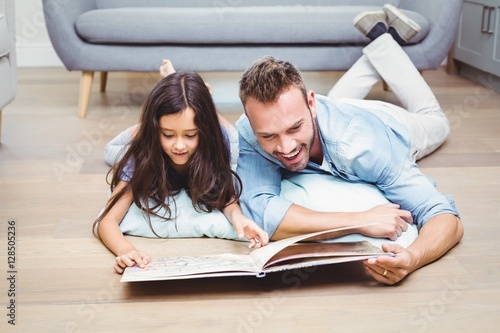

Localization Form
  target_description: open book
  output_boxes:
[121,224,418,282]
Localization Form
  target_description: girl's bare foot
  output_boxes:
[159,59,212,93]
[159,59,176,77]
[205,82,212,94]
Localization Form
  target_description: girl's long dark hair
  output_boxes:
[94,72,241,237]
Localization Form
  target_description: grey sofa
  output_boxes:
[0,0,16,142]
[42,0,463,118]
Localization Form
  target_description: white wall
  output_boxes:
[15,0,63,67]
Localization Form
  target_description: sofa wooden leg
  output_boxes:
[100,71,108,92]
[446,47,458,75]
[382,80,390,91]
[79,71,94,118]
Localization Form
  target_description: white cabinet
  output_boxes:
[454,0,500,77]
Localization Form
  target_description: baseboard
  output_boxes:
[16,43,64,67]
[457,62,500,93]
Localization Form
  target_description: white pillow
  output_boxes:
[281,173,417,248]
[119,172,417,247]
[119,189,239,239]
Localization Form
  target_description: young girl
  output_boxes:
[95,68,268,274]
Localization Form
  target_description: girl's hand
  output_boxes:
[233,215,269,249]
[114,250,151,274]
[223,200,269,249]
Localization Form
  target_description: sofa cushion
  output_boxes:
[96,0,401,9]
[0,13,10,57]
[76,6,429,46]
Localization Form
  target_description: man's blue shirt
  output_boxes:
[236,95,459,236]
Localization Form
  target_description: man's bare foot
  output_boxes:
[159,59,176,77]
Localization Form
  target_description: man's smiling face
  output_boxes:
[245,87,317,171]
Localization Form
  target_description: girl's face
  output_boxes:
[159,107,199,172]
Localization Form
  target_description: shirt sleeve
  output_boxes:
[121,157,135,182]
[236,132,293,236]
[334,114,459,228]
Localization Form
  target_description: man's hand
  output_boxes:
[364,243,418,285]
[358,203,413,240]
[365,214,463,285]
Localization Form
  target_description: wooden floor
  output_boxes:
[1,66,499,332]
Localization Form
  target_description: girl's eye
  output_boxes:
[162,132,198,138]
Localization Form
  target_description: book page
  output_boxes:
[264,241,385,268]
[319,224,418,249]
[121,254,258,282]
[263,254,382,274]
[249,225,364,269]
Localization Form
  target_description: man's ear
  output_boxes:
[308,90,317,117]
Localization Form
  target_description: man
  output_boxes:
[236,5,463,285]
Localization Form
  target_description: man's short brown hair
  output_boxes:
[239,56,308,108]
